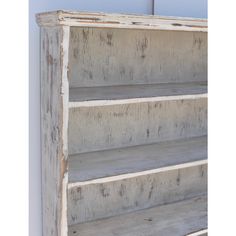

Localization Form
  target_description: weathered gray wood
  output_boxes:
[69,82,207,102]
[68,195,207,236]
[69,94,207,154]
[68,160,207,225]
[69,136,207,182]
[69,27,207,87]
[40,26,70,236]
[36,10,207,32]
[37,10,208,235]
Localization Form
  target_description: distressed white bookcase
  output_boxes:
[36,10,208,236]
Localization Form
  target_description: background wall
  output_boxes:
[29,1,207,235]
[155,0,207,18]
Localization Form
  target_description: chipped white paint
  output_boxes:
[69,159,207,186]
[40,26,69,236]
[69,27,207,87]
[36,10,207,32]
[69,95,207,154]
[69,93,207,107]
[69,136,207,182]
[68,160,207,224]
[37,10,208,236]
[68,195,207,236]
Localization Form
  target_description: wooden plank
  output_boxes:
[69,93,207,108]
[187,229,208,235]
[68,95,207,154]
[68,195,207,235]
[69,136,207,182]
[69,82,207,102]
[40,25,70,236]
[36,10,207,32]
[69,27,207,87]
[68,160,207,225]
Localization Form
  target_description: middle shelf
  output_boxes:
[69,82,207,105]
[69,135,207,182]
[68,83,207,154]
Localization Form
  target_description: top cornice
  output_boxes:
[36,10,207,32]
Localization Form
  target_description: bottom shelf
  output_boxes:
[68,195,207,236]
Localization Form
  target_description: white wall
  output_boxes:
[29,1,207,235]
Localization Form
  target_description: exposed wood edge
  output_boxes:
[36,10,207,21]
[69,93,207,108]
[68,160,208,187]
[61,172,68,236]
[36,10,207,32]
[60,26,70,236]
[187,229,208,236]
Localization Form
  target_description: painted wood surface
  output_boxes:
[187,229,208,236]
[40,26,69,236]
[69,82,207,102]
[69,94,207,154]
[69,136,207,182]
[36,10,207,32]
[68,195,207,236]
[37,10,208,236]
[68,160,207,225]
[69,27,207,87]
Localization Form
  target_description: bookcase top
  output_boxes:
[36,10,207,32]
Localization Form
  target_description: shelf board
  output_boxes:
[68,195,207,236]
[69,136,207,183]
[69,82,207,108]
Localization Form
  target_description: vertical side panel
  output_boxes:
[41,26,69,236]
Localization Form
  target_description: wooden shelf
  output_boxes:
[69,136,207,182]
[69,82,207,105]
[68,195,207,236]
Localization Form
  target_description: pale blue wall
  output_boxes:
[155,0,207,18]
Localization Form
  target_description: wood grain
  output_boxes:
[40,26,69,236]
[68,160,207,224]
[36,10,207,32]
[69,28,207,87]
[68,195,207,236]
[69,82,207,102]
[69,94,207,154]
[37,10,208,235]
[69,136,207,182]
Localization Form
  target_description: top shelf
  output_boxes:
[36,10,207,32]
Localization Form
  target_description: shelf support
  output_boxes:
[40,25,70,236]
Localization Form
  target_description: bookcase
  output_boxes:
[36,10,207,236]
